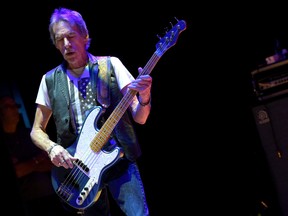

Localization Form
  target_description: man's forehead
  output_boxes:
[54,21,77,35]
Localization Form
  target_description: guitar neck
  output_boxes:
[89,19,187,152]
[90,53,160,152]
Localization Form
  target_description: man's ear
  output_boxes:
[84,35,89,43]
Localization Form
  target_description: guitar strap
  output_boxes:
[91,56,111,108]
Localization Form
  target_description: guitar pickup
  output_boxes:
[75,158,90,172]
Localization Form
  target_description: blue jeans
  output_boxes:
[83,160,149,216]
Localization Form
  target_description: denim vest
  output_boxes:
[45,53,142,161]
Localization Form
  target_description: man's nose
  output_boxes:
[63,37,71,48]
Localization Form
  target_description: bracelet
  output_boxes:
[139,96,151,107]
[47,144,58,155]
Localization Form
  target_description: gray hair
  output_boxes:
[49,7,91,49]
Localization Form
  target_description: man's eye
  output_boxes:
[55,37,63,42]
[67,33,75,39]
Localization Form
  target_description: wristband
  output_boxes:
[47,144,58,155]
[139,96,151,106]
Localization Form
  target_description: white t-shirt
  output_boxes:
[35,56,135,133]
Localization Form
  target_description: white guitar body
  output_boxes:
[51,106,123,210]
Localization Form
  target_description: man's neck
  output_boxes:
[69,66,86,78]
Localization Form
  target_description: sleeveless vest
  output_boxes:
[45,54,141,161]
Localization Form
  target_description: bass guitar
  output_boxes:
[51,18,187,210]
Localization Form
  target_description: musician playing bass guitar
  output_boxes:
[30,7,152,216]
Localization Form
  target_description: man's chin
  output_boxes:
[65,55,76,63]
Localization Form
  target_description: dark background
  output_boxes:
[2,1,288,215]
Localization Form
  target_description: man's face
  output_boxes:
[53,21,88,68]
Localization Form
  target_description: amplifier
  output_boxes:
[251,59,288,101]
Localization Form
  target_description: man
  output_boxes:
[30,7,152,216]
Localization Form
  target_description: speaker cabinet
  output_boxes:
[253,96,288,216]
